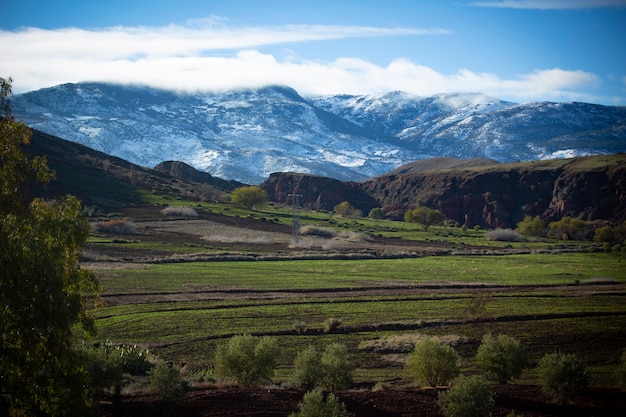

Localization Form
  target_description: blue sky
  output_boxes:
[1,0,625,104]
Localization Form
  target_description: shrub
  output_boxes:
[320,343,355,391]
[292,320,308,334]
[149,361,189,405]
[292,346,324,390]
[548,217,587,240]
[160,205,199,217]
[406,337,460,387]
[516,215,546,238]
[475,333,529,384]
[231,186,269,209]
[368,207,384,219]
[485,228,522,242]
[289,389,348,417]
[93,219,137,234]
[537,352,589,404]
[323,317,342,333]
[214,334,280,387]
[292,343,354,391]
[438,375,495,417]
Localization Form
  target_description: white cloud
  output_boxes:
[0,22,602,103]
[469,0,626,9]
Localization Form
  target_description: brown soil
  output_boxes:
[99,385,626,417]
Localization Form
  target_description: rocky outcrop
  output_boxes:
[262,155,626,229]
[261,172,377,213]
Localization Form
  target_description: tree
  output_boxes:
[1,77,100,416]
[149,361,189,405]
[214,334,280,387]
[320,343,354,391]
[516,215,546,238]
[333,201,362,217]
[289,389,348,417]
[292,343,354,391]
[548,216,587,240]
[404,206,446,231]
[438,375,495,417]
[475,333,529,384]
[537,352,589,404]
[368,207,384,219]
[405,337,460,387]
[230,186,269,210]
[292,345,324,390]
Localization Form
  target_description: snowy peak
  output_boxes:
[12,82,626,183]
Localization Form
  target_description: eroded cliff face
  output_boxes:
[261,172,378,213]
[262,155,626,229]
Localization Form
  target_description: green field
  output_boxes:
[91,251,626,386]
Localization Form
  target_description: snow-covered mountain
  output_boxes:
[12,83,626,183]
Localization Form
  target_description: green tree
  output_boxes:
[289,389,348,417]
[475,333,529,384]
[1,77,100,416]
[516,215,546,238]
[0,78,98,416]
[320,343,354,391]
[214,334,280,387]
[537,352,589,404]
[149,361,189,405]
[333,201,362,217]
[404,206,446,231]
[230,186,269,210]
[548,216,587,240]
[405,337,460,387]
[368,207,384,219]
[438,375,495,417]
[292,345,324,390]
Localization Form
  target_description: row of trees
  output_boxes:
[201,332,597,417]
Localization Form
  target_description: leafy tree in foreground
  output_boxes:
[214,334,280,387]
[438,375,495,417]
[537,352,589,404]
[405,337,460,387]
[475,333,529,384]
[320,343,354,391]
[149,361,189,406]
[0,77,100,416]
[230,185,269,209]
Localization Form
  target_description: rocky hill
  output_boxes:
[13,83,626,184]
[262,155,626,229]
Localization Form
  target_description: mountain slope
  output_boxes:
[13,83,626,183]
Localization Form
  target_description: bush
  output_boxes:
[231,186,269,210]
[516,215,546,238]
[293,345,324,390]
[290,389,348,417]
[214,334,280,387]
[292,343,354,391]
[438,375,495,417]
[320,343,354,391]
[323,317,342,333]
[149,361,189,405]
[537,352,589,404]
[485,228,522,242]
[368,207,384,219]
[475,333,529,384]
[406,337,460,387]
[93,219,137,234]
[160,205,199,217]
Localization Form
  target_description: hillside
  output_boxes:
[25,129,626,229]
[13,83,626,184]
[262,155,626,228]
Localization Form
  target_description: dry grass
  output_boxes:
[358,333,468,354]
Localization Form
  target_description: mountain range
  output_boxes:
[12,82,626,184]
